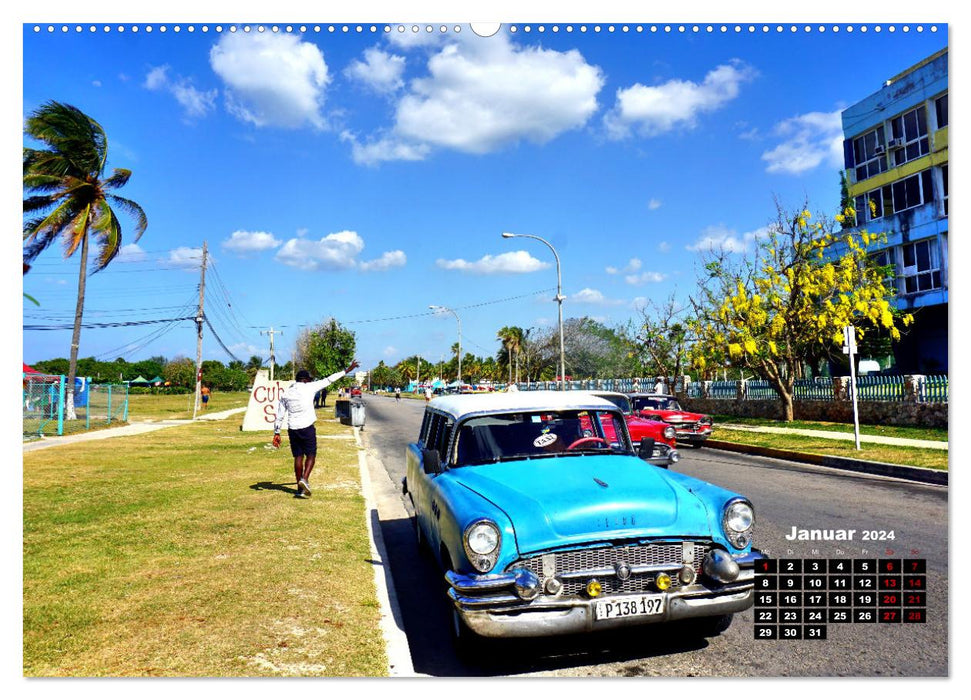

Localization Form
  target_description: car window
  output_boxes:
[632,396,681,412]
[453,409,633,467]
[595,393,631,414]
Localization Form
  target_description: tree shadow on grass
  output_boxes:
[250,481,300,496]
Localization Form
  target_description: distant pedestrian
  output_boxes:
[424,387,433,402]
[272,361,360,498]
[201,385,211,410]
[654,377,665,394]
[395,387,401,402]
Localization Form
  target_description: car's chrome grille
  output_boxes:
[508,541,710,597]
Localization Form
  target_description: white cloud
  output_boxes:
[571,288,624,306]
[345,48,406,94]
[275,231,363,271]
[210,32,330,129]
[115,243,146,263]
[761,110,844,175]
[144,64,217,119]
[359,250,407,272]
[229,342,261,357]
[625,271,667,285]
[167,246,207,269]
[383,345,398,358]
[436,250,550,275]
[346,33,603,164]
[686,224,772,253]
[385,27,444,49]
[222,230,281,255]
[658,241,671,253]
[606,258,641,275]
[341,130,431,165]
[604,60,756,139]
[648,198,663,210]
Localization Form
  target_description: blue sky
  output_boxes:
[21,14,948,375]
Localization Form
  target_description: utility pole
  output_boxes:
[260,327,282,381]
[192,241,208,420]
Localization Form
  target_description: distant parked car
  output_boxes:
[628,393,713,447]
[590,391,680,467]
[402,391,763,649]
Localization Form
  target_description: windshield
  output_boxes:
[453,409,633,467]
[631,396,682,412]
[593,393,631,414]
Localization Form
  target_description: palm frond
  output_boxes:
[24,198,77,245]
[22,228,59,263]
[91,205,122,272]
[107,194,148,240]
[62,205,92,258]
[23,195,59,214]
[103,168,132,190]
[24,101,107,177]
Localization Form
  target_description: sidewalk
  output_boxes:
[22,407,247,452]
[719,423,948,451]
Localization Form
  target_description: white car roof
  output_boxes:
[428,390,619,421]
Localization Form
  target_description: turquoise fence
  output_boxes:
[854,374,905,401]
[23,373,129,438]
[921,375,949,402]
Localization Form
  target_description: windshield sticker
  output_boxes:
[533,433,559,448]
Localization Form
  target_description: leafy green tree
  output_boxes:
[688,201,913,421]
[630,293,692,381]
[294,318,357,385]
[163,357,196,388]
[23,101,147,419]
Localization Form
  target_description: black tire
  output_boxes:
[690,613,734,637]
[687,439,705,449]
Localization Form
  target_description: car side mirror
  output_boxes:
[422,448,443,475]
[638,438,664,467]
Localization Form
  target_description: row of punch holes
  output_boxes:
[33,24,940,35]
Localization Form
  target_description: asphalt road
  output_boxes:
[360,394,948,677]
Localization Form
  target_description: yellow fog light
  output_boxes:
[586,579,602,598]
[655,573,672,591]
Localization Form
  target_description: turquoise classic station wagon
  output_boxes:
[402,391,764,644]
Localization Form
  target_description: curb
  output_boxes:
[704,439,948,486]
[352,427,417,677]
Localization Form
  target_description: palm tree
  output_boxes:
[497,326,516,384]
[23,101,147,419]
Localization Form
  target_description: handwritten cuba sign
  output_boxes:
[241,370,293,431]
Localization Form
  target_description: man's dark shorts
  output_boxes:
[287,425,317,457]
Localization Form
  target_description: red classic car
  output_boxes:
[591,391,680,467]
[628,394,713,447]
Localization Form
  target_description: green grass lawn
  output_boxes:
[127,391,252,421]
[709,429,948,471]
[23,409,387,677]
[710,414,948,443]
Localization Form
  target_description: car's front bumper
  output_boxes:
[446,549,764,638]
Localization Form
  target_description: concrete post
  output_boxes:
[701,381,712,399]
[736,379,747,400]
[834,376,851,401]
[905,375,925,402]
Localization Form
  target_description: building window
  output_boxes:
[899,239,942,295]
[852,126,887,181]
[890,106,929,166]
[869,249,895,290]
[942,164,948,216]
[854,169,933,223]
[935,93,948,128]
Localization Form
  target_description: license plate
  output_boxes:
[595,594,665,620]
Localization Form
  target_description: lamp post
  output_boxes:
[502,232,566,390]
[429,304,462,384]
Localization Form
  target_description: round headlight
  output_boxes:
[663,426,677,440]
[725,501,754,532]
[466,520,500,555]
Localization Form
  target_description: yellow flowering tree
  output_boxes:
[689,202,912,421]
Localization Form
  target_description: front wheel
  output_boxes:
[686,439,706,449]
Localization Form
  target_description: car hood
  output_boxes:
[450,455,712,555]
[639,409,706,422]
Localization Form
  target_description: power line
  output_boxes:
[24,316,197,331]
[203,314,242,363]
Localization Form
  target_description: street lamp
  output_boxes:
[429,304,462,384]
[502,232,566,390]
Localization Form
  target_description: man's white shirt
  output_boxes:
[274,371,346,433]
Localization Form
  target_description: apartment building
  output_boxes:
[841,48,948,373]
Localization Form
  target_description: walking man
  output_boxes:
[272,360,359,498]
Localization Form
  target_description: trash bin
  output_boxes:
[350,400,366,429]
[335,398,351,423]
